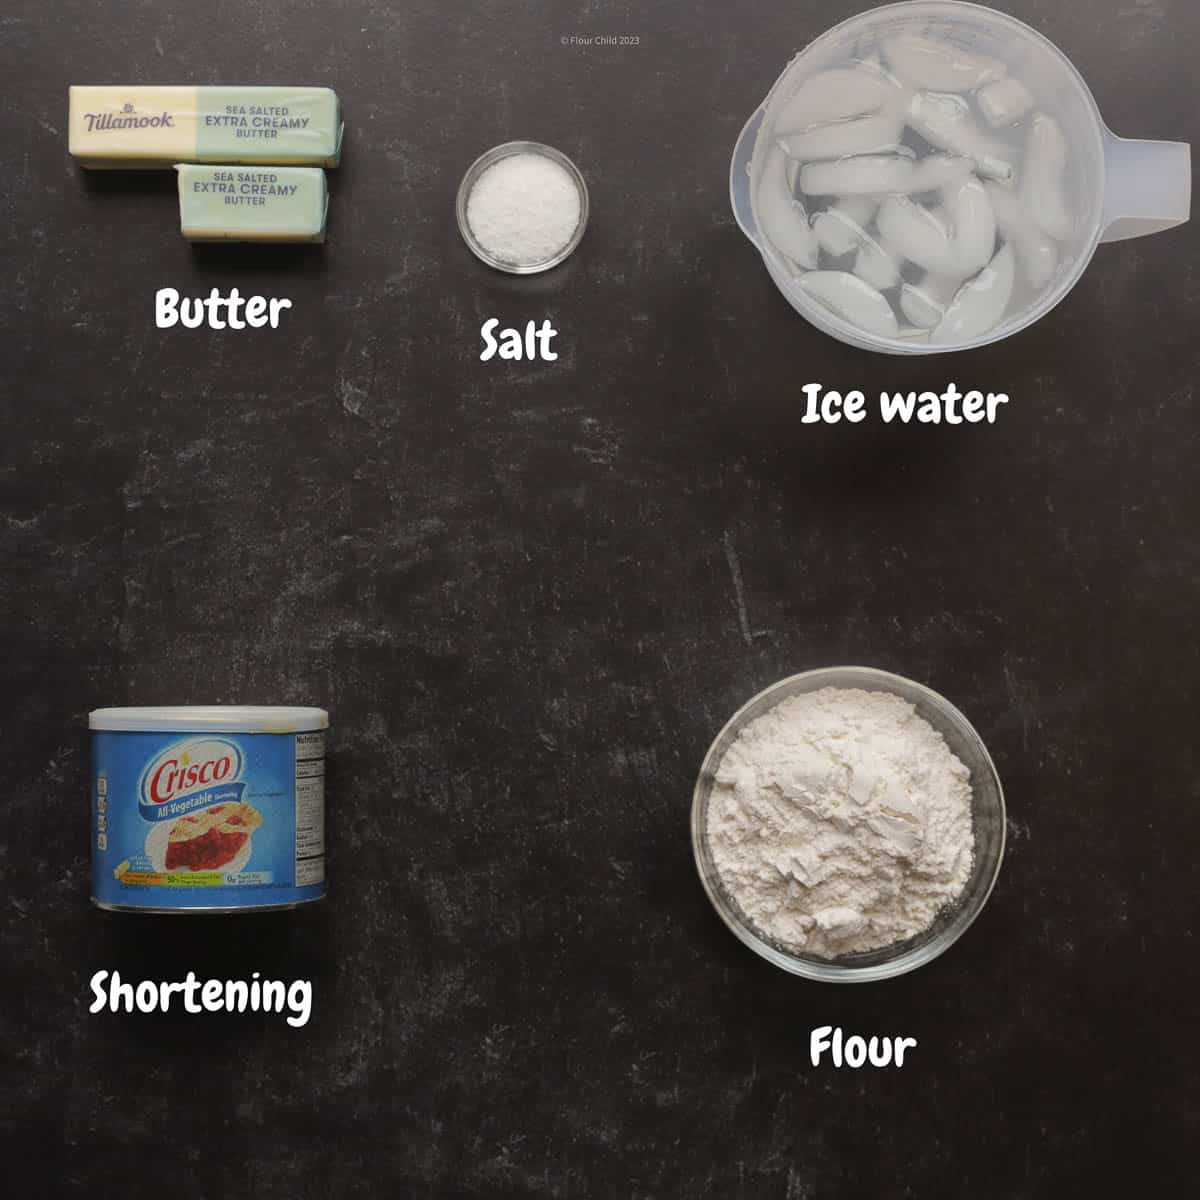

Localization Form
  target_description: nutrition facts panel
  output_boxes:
[293,731,325,886]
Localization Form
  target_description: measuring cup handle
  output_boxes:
[730,108,765,248]
[1101,129,1191,243]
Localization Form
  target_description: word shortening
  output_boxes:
[89,969,313,1027]
[800,382,1009,425]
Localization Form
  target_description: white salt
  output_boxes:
[465,151,581,268]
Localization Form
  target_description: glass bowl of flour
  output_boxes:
[692,666,1004,981]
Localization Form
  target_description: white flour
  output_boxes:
[466,152,581,267]
[707,687,974,957]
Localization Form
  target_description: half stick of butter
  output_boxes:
[69,86,342,168]
[177,165,328,243]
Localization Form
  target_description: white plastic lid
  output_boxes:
[89,706,329,733]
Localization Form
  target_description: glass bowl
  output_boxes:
[691,666,1005,981]
[456,141,589,274]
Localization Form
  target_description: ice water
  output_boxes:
[756,27,1085,345]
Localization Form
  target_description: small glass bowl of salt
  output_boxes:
[457,141,589,274]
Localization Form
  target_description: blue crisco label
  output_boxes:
[138,737,247,821]
[92,728,325,910]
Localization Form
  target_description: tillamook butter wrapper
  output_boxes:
[68,86,342,168]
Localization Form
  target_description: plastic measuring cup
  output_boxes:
[731,1,1192,354]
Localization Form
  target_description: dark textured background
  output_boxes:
[2,0,1198,1195]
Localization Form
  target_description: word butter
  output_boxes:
[156,287,292,330]
[69,86,342,168]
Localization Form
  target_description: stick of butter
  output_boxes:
[177,165,328,242]
[69,86,342,168]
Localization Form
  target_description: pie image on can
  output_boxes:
[90,706,327,914]
[163,800,264,872]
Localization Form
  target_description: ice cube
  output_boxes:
[883,34,1007,92]
[1021,113,1073,241]
[877,195,959,275]
[811,197,881,257]
[799,153,917,197]
[758,145,819,269]
[985,180,1059,290]
[977,77,1035,128]
[797,271,900,338]
[899,272,961,328]
[854,231,902,291]
[777,110,904,162]
[786,155,801,198]
[774,66,897,134]
[855,50,911,92]
[840,195,881,227]
[906,154,975,193]
[932,244,1016,342]
[942,174,997,274]
[906,92,1015,181]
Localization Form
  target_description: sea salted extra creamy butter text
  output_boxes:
[176,166,328,243]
